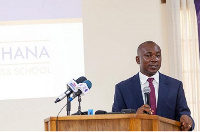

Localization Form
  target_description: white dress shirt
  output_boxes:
[139,71,159,106]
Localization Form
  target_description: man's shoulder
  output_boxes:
[116,73,139,87]
[159,72,182,83]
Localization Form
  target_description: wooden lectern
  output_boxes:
[44,114,181,131]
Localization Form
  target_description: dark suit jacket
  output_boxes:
[112,72,195,130]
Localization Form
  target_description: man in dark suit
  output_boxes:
[112,41,194,131]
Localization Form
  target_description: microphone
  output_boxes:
[69,80,92,101]
[54,76,87,103]
[143,87,151,106]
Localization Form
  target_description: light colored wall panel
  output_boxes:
[82,0,168,112]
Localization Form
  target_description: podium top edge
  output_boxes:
[44,114,181,126]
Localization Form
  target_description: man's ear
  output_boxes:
[136,56,140,64]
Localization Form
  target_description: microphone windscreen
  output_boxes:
[83,80,92,89]
[143,86,151,93]
[76,76,87,83]
[95,110,107,115]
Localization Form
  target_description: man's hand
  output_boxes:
[180,115,193,131]
[136,104,153,115]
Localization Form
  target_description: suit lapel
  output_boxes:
[131,73,144,108]
[157,73,168,116]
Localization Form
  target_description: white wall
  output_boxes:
[82,0,168,112]
[0,0,169,130]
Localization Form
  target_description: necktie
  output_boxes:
[147,78,157,115]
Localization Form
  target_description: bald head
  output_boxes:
[137,41,160,56]
[136,41,162,77]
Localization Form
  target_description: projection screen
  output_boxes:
[0,0,84,100]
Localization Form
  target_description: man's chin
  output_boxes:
[141,69,159,77]
[148,69,158,76]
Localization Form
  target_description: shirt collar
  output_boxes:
[139,71,159,84]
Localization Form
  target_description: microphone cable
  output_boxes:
[56,103,67,131]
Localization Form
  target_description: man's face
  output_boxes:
[136,43,162,77]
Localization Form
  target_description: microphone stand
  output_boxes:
[66,96,71,116]
[77,95,82,115]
